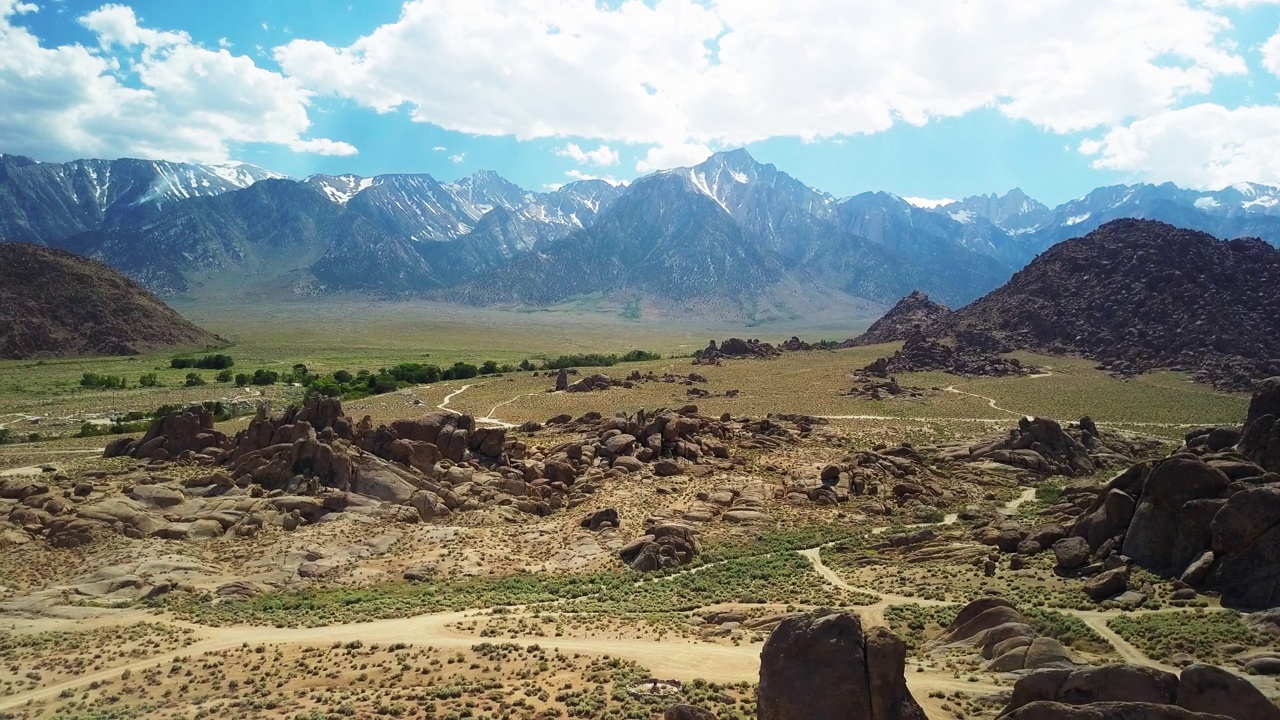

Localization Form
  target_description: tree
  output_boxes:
[185,372,206,386]
[234,373,249,387]
[333,369,353,384]
[216,370,234,383]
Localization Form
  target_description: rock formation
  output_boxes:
[927,597,1075,672]
[862,331,1037,378]
[1059,378,1280,608]
[757,610,925,720]
[847,290,954,346]
[999,663,1280,720]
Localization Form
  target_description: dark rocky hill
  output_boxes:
[848,290,952,345]
[952,219,1280,390]
[0,243,221,359]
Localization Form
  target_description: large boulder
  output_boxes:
[1176,664,1280,720]
[1121,457,1230,575]
[1206,486,1280,608]
[1005,665,1179,712]
[757,610,924,720]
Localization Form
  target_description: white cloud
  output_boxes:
[449,152,466,163]
[635,143,712,172]
[275,0,1245,148]
[0,2,353,164]
[902,197,957,209]
[1263,26,1280,77]
[556,142,619,167]
[432,145,447,151]
[563,168,620,184]
[1081,103,1280,188]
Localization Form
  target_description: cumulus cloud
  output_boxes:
[275,0,1245,149]
[634,143,712,172]
[1263,26,1280,77]
[449,152,466,163]
[556,142,619,167]
[0,2,353,163]
[563,168,621,184]
[902,197,957,209]
[1080,103,1280,188]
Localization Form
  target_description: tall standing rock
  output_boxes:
[757,610,925,720]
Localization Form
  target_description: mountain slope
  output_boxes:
[449,170,785,304]
[0,154,280,245]
[849,290,953,345]
[952,219,1280,390]
[0,243,222,359]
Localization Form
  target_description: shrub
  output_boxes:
[441,362,478,380]
[184,373,206,387]
[215,370,234,383]
[619,349,661,362]
[138,372,159,387]
[251,369,279,386]
[80,373,127,389]
[172,354,234,370]
[333,369,353,384]
[234,373,249,386]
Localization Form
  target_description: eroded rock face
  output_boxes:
[106,405,228,461]
[757,610,924,720]
[861,331,1035,378]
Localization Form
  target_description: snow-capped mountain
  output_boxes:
[6,148,1280,314]
[0,154,282,244]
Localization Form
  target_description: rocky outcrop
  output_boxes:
[847,290,954,346]
[999,663,1280,720]
[927,597,1074,672]
[936,416,1163,478]
[694,338,780,365]
[842,374,925,400]
[618,522,698,571]
[104,405,228,462]
[862,331,1037,378]
[1060,380,1280,608]
[757,610,925,720]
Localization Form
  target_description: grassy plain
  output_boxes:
[0,300,1248,461]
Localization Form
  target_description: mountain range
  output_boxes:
[4,150,1280,316]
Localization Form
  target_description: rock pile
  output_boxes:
[862,331,1036,378]
[936,416,1164,478]
[757,610,925,720]
[842,374,925,400]
[847,290,954,346]
[1055,379,1280,608]
[999,663,1280,720]
[927,597,1075,672]
[618,521,699,571]
[693,338,780,365]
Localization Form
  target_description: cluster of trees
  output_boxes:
[80,373,128,389]
[170,354,235,370]
[542,350,661,369]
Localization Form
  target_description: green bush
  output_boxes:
[234,373,249,386]
[184,372,206,387]
[251,369,279,386]
[138,372,159,387]
[171,354,234,370]
[80,372,127,389]
[216,369,234,383]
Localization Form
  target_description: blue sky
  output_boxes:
[3,0,1280,206]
